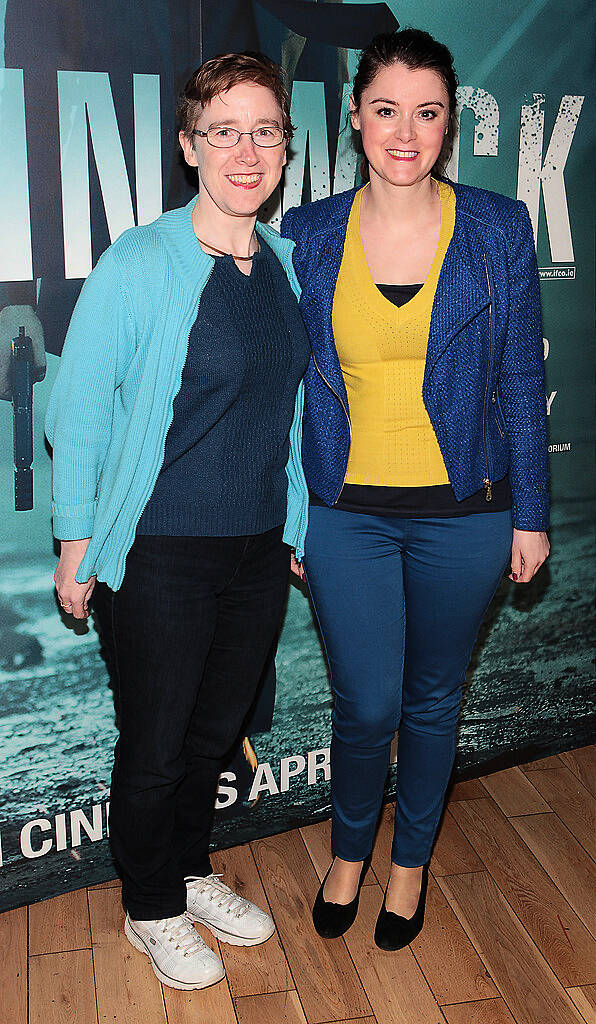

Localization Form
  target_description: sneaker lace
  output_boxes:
[160,914,208,956]
[185,873,251,918]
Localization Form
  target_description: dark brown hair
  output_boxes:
[351,29,459,179]
[177,51,294,141]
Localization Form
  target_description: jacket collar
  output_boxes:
[303,182,491,371]
[428,214,490,369]
[153,195,297,295]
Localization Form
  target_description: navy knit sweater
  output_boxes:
[138,239,310,536]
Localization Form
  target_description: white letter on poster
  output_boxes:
[133,74,162,225]
[283,81,330,213]
[0,69,33,280]
[446,87,499,181]
[333,83,359,193]
[517,94,584,262]
[216,772,238,810]
[280,755,306,793]
[307,748,330,785]
[58,71,135,278]
[21,819,52,858]
[247,763,279,803]
[55,812,68,851]
[70,806,103,847]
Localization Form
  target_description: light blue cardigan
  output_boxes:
[45,197,309,590]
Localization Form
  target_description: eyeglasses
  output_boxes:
[191,126,285,148]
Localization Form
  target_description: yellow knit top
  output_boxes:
[332,180,456,486]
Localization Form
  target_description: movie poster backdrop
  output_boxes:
[0,0,593,910]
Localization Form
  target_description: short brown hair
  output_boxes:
[177,51,294,141]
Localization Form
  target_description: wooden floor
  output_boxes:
[1,744,595,1024]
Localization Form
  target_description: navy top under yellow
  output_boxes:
[138,238,311,537]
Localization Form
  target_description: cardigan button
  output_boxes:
[491,391,496,403]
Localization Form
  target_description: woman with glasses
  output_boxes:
[45,52,310,991]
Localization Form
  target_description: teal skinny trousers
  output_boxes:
[303,506,512,866]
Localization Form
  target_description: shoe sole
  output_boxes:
[124,917,225,991]
[186,911,276,947]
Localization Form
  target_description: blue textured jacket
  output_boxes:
[281,181,549,532]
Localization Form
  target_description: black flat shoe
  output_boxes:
[312,855,371,938]
[374,863,429,951]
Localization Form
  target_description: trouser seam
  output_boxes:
[109,588,122,700]
[224,534,252,589]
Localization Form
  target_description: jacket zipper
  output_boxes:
[310,347,352,504]
[482,253,493,502]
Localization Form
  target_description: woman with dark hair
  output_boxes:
[282,28,549,949]
[46,52,310,990]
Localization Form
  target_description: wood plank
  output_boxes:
[567,985,596,1024]
[370,801,394,888]
[343,884,445,1024]
[88,885,167,1024]
[210,842,292,997]
[29,948,97,1024]
[521,754,563,771]
[0,905,27,1024]
[430,809,484,878]
[251,829,371,1024]
[450,797,596,986]
[300,818,376,885]
[235,990,308,1023]
[439,870,585,1024]
[447,779,486,801]
[529,766,596,859]
[479,766,550,816]
[559,746,596,798]
[441,997,516,1024]
[370,801,483,885]
[410,873,498,1005]
[511,813,596,937]
[29,887,91,955]
[235,991,377,1024]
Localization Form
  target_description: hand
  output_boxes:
[290,552,305,581]
[55,539,95,619]
[509,528,550,583]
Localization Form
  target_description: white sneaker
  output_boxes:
[185,874,276,946]
[124,912,225,990]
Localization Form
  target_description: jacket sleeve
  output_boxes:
[281,205,314,293]
[498,201,550,531]
[280,205,296,241]
[44,248,131,540]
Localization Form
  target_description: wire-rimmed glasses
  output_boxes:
[191,125,285,148]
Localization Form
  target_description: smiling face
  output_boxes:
[179,81,287,220]
[350,62,450,189]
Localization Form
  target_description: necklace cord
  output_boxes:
[195,234,260,260]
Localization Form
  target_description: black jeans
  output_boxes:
[93,528,289,920]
